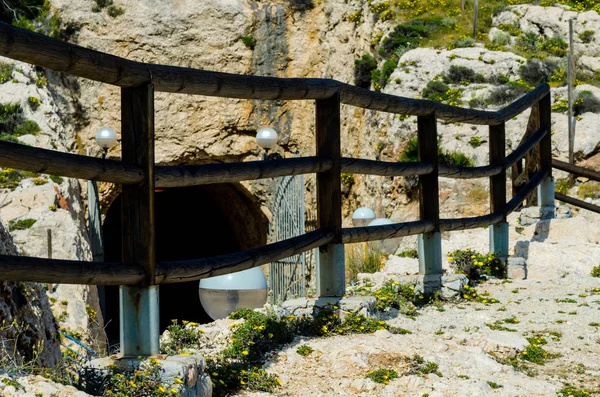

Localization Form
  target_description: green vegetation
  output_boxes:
[0,168,39,190]
[421,80,463,105]
[347,9,363,25]
[161,320,204,356]
[104,358,182,396]
[7,0,62,39]
[92,0,125,18]
[354,54,378,89]
[346,242,384,281]
[397,249,418,259]
[400,136,474,167]
[447,248,506,280]
[296,345,313,356]
[487,381,502,389]
[591,265,600,278]
[487,80,532,106]
[8,218,37,231]
[27,96,41,110]
[468,136,484,148]
[0,63,14,84]
[366,369,398,384]
[49,175,63,185]
[442,65,485,85]
[577,181,600,199]
[0,103,41,143]
[240,35,256,50]
[406,354,443,377]
[557,385,596,397]
[579,29,595,43]
[341,173,355,191]
[573,90,600,115]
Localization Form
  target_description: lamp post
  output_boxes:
[256,127,278,160]
[95,127,118,159]
[351,207,376,227]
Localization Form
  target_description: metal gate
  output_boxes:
[269,174,306,304]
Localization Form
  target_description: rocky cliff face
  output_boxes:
[0,221,60,367]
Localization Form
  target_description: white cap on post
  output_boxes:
[255,127,278,150]
[95,127,118,150]
[351,207,376,227]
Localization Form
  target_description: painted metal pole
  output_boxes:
[568,18,575,183]
[461,0,465,11]
[47,229,52,259]
[472,0,479,39]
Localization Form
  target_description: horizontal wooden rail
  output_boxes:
[505,169,548,215]
[0,140,143,184]
[0,255,144,284]
[555,192,600,214]
[157,228,333,283]
[505,126,547,169]
[341,220,435,244]
[440,213,503,232]
[439,164,502,179]
[552,159,600,182]
[155,156,332,188]
[341,158,433,177]
[0,23,548,125]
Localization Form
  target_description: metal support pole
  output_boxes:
[568,18,575,183]
[120,286,159,356]
[489,122,508,257]
[418,233,442,274]
[47,229,52,259]
[472,0,479,39]
[489,222,509,258]
[539,93,555,219]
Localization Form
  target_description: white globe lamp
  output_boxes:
[352,207,376,227]
[95,127,118,158]
[368,217,398,254]
[256,127,278,150]
[199,267,268,320]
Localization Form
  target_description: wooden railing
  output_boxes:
[553,159,600,214]
[0,22,557,355]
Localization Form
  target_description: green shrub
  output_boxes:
[8,0,61,39]
[103,358,183,396]
[406,354,442,377]
[0,63,13,84]
[555,178,572,195]
[347,9,362,25]
[573,91,600,115]
[400,136,474,167]
[442,65,484,85]
[468,97,487,109]
[579,30,595,43]
[366,369,398,385]
[492,30,511,46]
[539,36,568,57]
[378,23,428,58]
[0,168,38,189]
[8,218,37,231]
[0,103,23,133]
[421,80,455,102]
[448,248,506,280]
[591,266,600,278]
[92,0,125,18]
[296,345,313,356]
[516,31,540,52]
[519,58,557,86]
[354,54,378,89]
[487,83,529,106]
[27,96,41,110]
[49,175,63,185]
[240,35,256,50]
[161,320,205,355]
[14,120,40,136]
[397,249,418,259]
[372,57,399,90]
[468,136,484,148]
[577,181,600,199]
[106,5,124,17]
[449,37,474,49]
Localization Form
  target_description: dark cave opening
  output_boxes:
[100,183,268,348]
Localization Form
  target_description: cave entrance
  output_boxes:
[101,183,268,348]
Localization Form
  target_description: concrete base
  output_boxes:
[85,355,211,397]
[316,243,345,297]
[506,257,528,280]
[518,205,572,226]
[409,274,468,299]
[418,232,442,274]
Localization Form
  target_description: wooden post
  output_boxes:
[315,91,344,297]
[119,83,159,357]
[568,18,575,184]
[417,112,441,275]
[537,93,555,217]
[47,229,52,259]
[472,0,479,39]
[489,122,509,258]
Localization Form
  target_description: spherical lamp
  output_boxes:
[95,127,118,157]
[368,217,398,254]
[199,267,268,320]
[255,127,278,151]
[351,207,376,227]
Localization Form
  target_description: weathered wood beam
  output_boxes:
[155,156,332,188]
[504,126,547,169]
[341,158,433,177]
[0,140,143,184]
[0,255,144,284]
[157,229,333,283]
[440,213,503,232]
[552,159,600,182]
[0,23,549,125]
[555,192,600,214]
[506,169,547,215]
[341,220,434,244]
[438,164,502,179]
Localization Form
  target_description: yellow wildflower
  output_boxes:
[174,378,183,384]
[159,386,167,393]
[242,350,249,356]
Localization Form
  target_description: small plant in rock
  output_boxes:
[92,0,125,18]
[347,9,362,25]
[579,30,595,43]
[539,36,568,57]
[103,358,182,396]
[520,58,557,86]
[520,342,549,365]
[240,35,256,50]
[573,90,600,115]
[49,175,63,185]
[468,136,484,148]
[448,249,506,280]
[161,320,205,355]
[296,345,313,356]
[406,354,442,377]
[365,369,398,385]
[557,385,595,397]
[354,54,378,89]
[487,381,502,389]
[577,181,600,199]
[8,218,36,231]
[397,249,418,259]
[27,96,41,110]
[448,37,474,49]
[442,65,484,85]
[346,242,385,282]
[33,177,47,185]
[591,266,600,278]
[0,63,13,84]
